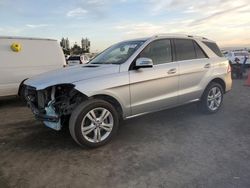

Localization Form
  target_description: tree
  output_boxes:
[63,48,70,55]
[71,43,83,55]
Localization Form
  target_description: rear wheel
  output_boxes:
[199,82,224,114]
[69,99,119,148]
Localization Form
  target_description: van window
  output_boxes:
[193,41,207,59]
[203,41,223,57]
[140,39,172,65]
[175,39,196,61]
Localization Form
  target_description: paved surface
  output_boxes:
[0,80,250,188]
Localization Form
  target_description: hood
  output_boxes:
[24,64,120,90]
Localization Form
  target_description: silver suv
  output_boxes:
[24,34,232,148]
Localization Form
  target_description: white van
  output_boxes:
[0,36,66,97]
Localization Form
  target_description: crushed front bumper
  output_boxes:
[27,101,62,131]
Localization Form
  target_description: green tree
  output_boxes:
[71,44,83,55]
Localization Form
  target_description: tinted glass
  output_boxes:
[194,42,207,59]
[203,41,223,57]
[68,56,80,60]
[140,39,172,65]
[175,39,196,61]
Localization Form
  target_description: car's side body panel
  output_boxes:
[129,62,179,115]
[74,71,131,118]
[178,58,213,104]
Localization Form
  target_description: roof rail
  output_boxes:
[153,33,189,38]
[152,33,212,41]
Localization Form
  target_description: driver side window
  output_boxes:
[140,39,172,65]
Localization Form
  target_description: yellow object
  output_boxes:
[11,43,22,52]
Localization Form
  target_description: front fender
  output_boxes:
[73,72,131,117]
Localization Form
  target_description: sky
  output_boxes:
[0,0,250,52]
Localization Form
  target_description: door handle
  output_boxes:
[168,68,177,74]
[204,63,211,69]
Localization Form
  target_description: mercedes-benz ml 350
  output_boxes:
[24,34,232,148]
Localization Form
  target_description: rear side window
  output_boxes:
[140,39,172,65]
[193,41,207,59]
[203,41,223,57]
[175,39,196,61]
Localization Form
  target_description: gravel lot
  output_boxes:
[0,79,250,188]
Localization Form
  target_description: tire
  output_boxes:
[199,82,224,114]
[69,99,119,148]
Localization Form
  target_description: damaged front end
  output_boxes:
[25,84,86,131]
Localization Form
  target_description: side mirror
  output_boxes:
[135,58,153,69]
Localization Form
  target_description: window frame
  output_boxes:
[129,38,174,70]
[202,41,223,57]
[173,38,209,62]
[192,40,208,59]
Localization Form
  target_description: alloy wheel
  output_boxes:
[81,108,114,143]
[207,87,222,111]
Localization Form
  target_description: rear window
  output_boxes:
[203,41,223,57]
[68,56,80,60]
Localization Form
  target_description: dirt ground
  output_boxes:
[0,79,250,188]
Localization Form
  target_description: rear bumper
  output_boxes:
[225,73,232,92]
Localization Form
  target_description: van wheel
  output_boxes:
[199,82,224,114]
[69,99,119,148]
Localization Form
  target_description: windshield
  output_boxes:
[90,40,145,65]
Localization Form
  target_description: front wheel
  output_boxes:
[199,82,224,114]
[69,99,119,148]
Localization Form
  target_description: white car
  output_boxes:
[227,50,250,66]
[0,36,66,98]
[67,55,89,66]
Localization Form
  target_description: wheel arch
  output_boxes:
[200,77,226,100]
[90,94,124,120]
[209,78,226,93]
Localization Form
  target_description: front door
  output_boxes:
[129,39,179,115]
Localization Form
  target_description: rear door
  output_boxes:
[175,39,210,104]
[129,39,179,115]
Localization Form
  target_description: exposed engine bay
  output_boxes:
[25,84,86,130]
